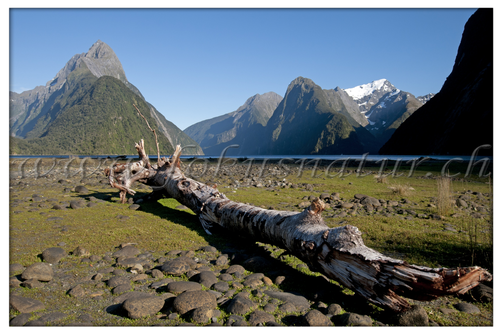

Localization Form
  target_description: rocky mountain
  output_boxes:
[10,40,203,155]
[190,77,373,156]
[260,77,365,155]
[380,9,492,155]
[344,79,424,144]
[417,93,436,105]
[184,92,282,155]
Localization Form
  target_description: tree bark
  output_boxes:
[105,140,492,313]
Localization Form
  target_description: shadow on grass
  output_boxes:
[77,189,492,322]
[76,190,380,315]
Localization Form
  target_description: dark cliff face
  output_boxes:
[380,9,493,156]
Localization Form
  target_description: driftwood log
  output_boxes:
[105,140,492,312]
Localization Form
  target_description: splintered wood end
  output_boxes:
[309,197,325,215]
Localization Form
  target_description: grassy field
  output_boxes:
[8,157,493,325]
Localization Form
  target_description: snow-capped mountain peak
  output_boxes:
[344,79,393,100]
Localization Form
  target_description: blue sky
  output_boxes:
[9,7,479,131]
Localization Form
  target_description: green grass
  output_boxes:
[9,160,493,326]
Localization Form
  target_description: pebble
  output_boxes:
[303,309,332,326]
[42,247,66,263]
[454,302,481,314]
[172,290,217,315]
[21,263,53,282]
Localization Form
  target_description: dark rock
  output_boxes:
[24,319,46,326]
[113,283,132,294]
[200,245,217,253]
[215,255,229,266]
[113,291,154,304]
[20,278,44,289]
[9,276,22,288]
[456,198,468,207]
[77,314,94,323]
[166,250,182,256]
[69,200,86,209]
[264,290,310,312]
[52,204,66,210]
[74,185,89,194]
[150,269,164,279]
[263,303,277,313]
[193,271,218,288]
[218,273,234,281]
[38,312,68,324]
[73,246,90,257]
[334,312,373,326]
[21,262,53,282]
[42,247,66,263]
[227,314,246,326]
[278,302,297,313]
[112,245,141,258]
[117,257,149,268]
[180,250,195,257]
[173,290,217,315]
[274,276,286,285]
[320,193,331,201]
[128,204,140,210]
[9,263,25,273]
[122,296,165,319]
[192,306,217,324]
[226,295,257,315]
[303,309,332,326]
[395,305,429,326]
[326,303,343,315]
[68,285,85,297]
[454,302,480,314]
[112,268,127,276]
[161,257,197,276]
[9,295,45,313]
[361,196,381,207]
[248,310,276,326]
[9,313,32,326]
[106,276,130,288]
[150,278,174,289]
[167,281,202,293]
[243,276,263,288]
[225,264,245,276]
[354,194,367,200]
[213,281,230,292]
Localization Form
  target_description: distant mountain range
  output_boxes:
[184,9,492,157]
[9,40,203,155]
[10,9,491,158]
[184,77,430,155]
[380,8,492,155]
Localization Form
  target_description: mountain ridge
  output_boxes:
[10,40,203,155]
[380,9,493,155]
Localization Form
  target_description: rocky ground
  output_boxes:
[8,158,493,326]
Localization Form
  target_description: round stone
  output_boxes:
[173,290,217,315]
[41,247,66,263]
[21,263,54,282]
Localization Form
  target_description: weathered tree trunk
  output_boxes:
[105,140,492,313]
